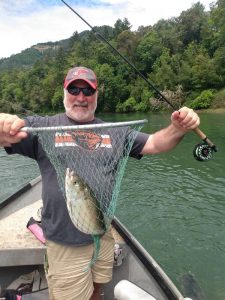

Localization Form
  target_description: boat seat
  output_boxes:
[114,280,157,300]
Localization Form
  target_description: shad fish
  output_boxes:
[65,168,105,235]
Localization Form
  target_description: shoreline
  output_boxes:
[198,108,225,114]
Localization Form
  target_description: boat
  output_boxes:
[0,176,191,300]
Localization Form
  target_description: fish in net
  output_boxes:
[23,120,147,268]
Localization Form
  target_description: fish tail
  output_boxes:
[84,234,101,271]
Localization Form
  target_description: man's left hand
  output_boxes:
[171,107,200,132]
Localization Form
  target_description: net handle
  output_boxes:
[20,119,148,132]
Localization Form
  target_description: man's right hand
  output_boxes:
[0,113,28,147]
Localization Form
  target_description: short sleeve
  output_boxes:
[129,131,149,159]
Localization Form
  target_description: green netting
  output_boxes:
[29,120,146,267]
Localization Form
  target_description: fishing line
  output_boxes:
[60,0,217,161]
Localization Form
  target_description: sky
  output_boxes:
[0,0,215,59]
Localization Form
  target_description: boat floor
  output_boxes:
[0,179,170,299]
[0,180,45,268]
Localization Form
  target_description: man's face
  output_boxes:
[64,79,97,122]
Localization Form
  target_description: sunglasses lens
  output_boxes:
[82,88,95,96]
[67,87,80,95]
[67,86,96,96]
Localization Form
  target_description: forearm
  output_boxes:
[141,124,187,155]
[141,107,200,155]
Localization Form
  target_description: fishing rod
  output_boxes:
[60,0,217,161]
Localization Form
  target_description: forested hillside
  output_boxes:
[0,39,70,71]
[0,0,224,114]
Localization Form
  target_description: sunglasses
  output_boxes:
[67,86,96,97]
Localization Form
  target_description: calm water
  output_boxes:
[0,111,225,300]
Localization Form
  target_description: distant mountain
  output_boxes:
[0,24,117,73]
[0,25,116,73]
[0,38,70,72]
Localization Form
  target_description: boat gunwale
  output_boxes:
[0,176,41,209]
[1,177,185,300]
[112,218,185,300]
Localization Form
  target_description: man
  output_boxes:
[0,66,200,300]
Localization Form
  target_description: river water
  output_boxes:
[0,111,224,300]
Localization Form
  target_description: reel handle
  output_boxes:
[193,127,217,152]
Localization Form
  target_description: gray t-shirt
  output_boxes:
[5,113,149,246]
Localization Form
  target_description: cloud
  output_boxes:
[0,0,214,59]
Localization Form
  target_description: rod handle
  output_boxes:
[194,127,217,151]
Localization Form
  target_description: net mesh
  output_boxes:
[30,121,145,266]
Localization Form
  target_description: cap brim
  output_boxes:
[64,78,97,90]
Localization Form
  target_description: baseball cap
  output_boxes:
[64,66,97,90]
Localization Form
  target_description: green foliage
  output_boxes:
[114,18,131,36]
[189,89,214,109]
[151,48,177,89]
[116,97,137,113]
[134,97,150,112]
[93,44,117,66]
[210,0,225,49]
[153,19,183,54]
[177,2,208,46]
[52,87,64,110]
[0,2,225,114]
[0,41,67,72]
[211,88,225,108]
[213,46,225,85]
[116,90,151,113]
[95,63,119,112]
[116,30,140,60]
[136,31,163,73]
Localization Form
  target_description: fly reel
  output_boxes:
[193,142,217,161]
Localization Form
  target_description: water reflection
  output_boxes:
[115,111,225,300]
[0,111,225,299]
[0,148,39,202]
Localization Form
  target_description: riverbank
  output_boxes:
[200,108,225,114]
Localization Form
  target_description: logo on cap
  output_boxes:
[73,69,88,76]
[64,66,97,89]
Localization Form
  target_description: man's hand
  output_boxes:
[0,113,27,147]
[171,107,200,132]
[141,107,201,155]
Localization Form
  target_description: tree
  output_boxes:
[192,53,221,89]
[113,18,131,36]
[96,63,128,112]
[116,30,139,59]
[116,97,137,113]
[153,18,183,54]
[213,46,225,84]
[0,1,225,113]
[93,44,117,66]
[53,47,68,83]
[177,2,208,46]
[189,89,214,109]
[180,42,221,90]
[136,30,164,74]
[68,31,80,49]
[209,0,225,49]
[52,86,64,111]
[151,48,177,90]
[95,63,117,112]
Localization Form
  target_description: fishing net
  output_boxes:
[26,120,146,267]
